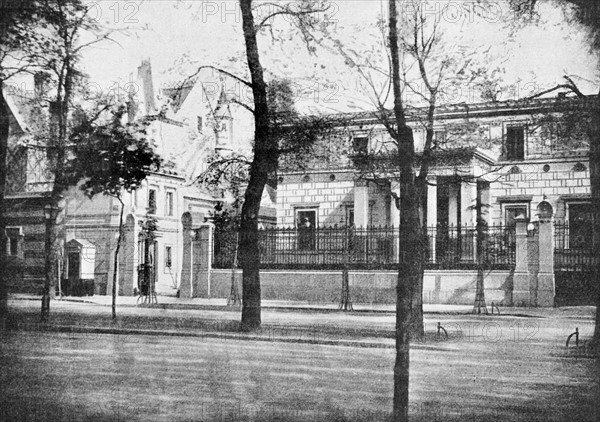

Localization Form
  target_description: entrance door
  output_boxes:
[67,252,80,296]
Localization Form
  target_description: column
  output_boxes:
[478,181,491,226]
[180,214,193,298]
[192,224,213,298]
[390,180,401,263]
[448,183,459,227]
[461,181,477,226]
[461,181,477,261]
[390,180,401,228]
[536,217,555,307]
[426,177,437,262]
[512,216,530,306]
[354,181,369,228]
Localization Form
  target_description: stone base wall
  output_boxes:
[209,269,513,306]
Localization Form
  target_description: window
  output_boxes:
[197,116,203,133]
[505,126,525,160]
[5,227,22,257]
[503,204,529,227]
[165,246,172,269]
[433,130,446,145]
[567,202,594,249]
[165,191,174,216]
[148,189,157,214]
[296,209,317,250]
[345,205,354,227]
[352,136,368,155]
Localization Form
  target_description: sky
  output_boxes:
[80,0,600,114]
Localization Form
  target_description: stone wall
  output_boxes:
[209,269,512,305]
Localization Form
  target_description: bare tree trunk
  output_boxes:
[0,90,9,321]
[111,196,124,320]
[590,99,600,347]
[238,0,276,331]
[389,0,420,419]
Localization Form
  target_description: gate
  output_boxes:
[554,222,598,306]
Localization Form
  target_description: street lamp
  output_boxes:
[41,201,63,321]
[43,203,62,221]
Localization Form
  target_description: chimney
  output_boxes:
[137,59,156,115]
[34,72,50,98]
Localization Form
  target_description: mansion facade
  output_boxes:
[276,95,594,236]
[3,60,272,297]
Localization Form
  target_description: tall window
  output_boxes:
[165,246,172,269]
[148,189,157,214]
[165,191,174,216]
[345,205,354,227]
[5,227,22,256]
[505,126,525,160]
[296,209,317,250]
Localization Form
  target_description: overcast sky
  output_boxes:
[81,0,599,113]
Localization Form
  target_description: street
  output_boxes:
[1,304,597,422]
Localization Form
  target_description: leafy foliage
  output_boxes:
[139,212,159,241]
[210,201,241,231]
[66,105,161,199]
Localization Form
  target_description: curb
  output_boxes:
[3,322,458,351]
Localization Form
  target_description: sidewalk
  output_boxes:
[10,292,596,318]
[4,293,596,350]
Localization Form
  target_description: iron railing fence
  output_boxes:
[554,222,598,271]
[426,225,516,270]
[213,225,516,271]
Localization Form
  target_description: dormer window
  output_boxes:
[433,130,446,145]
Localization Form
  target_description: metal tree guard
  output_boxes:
[339,225,354,311]
[227,232,241,306]
[472,186,488,315]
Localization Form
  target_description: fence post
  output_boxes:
[192,224,213,298]
[512,216,531,306]
[536,213,555,307]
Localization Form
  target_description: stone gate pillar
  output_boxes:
[512,216,530,306]
[192,224,213,298]
[118,214,136,296]
[536,202,555,307]
[180,213,193,298]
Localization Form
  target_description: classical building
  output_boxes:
[270,94,596,306]
[276,94,594,232]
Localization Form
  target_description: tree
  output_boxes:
[320,0,500,338]
[0,0,45,320]
[30,0,113,321]
[178,0,332,330]
[66,105,161,319]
